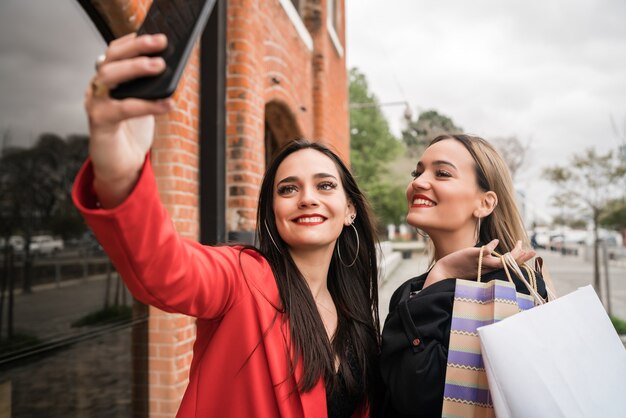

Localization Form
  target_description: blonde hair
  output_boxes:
[429,134,529,254]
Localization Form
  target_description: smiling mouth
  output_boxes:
[293,216,326,224]
[411,197,436,207]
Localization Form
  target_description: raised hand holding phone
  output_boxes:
[110,0,216,100]
[87,33,173,209]
[86,0,215,206]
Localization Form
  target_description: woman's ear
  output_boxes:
[345,202,357,226]
[475,191,498,218]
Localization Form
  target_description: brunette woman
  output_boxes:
[74,33,380,417]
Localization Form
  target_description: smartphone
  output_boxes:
[110,0,216,100]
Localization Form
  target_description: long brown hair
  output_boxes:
[256,139,380,407]
[429,134,529,254]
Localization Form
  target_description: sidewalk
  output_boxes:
[379,251,430,322]
[11,274,131,341]
[379,249,626,328]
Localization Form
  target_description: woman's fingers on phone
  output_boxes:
[97,56,166,90]
[93,33,137,71]
[105,34,168,63]
[107,32,138,51]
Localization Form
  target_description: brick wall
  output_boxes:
[226,0,349,233]
[90,0,348,415]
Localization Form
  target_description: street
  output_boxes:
[11,274,131,341]
[379,248,626,327]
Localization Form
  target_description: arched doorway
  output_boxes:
[264,101,303,166]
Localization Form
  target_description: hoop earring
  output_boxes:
[264,219,282,254]
[415,228,428,238]
[337,223,359,268]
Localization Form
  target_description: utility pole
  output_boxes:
[602,240,612,317]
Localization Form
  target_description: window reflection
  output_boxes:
[0,1,139,416]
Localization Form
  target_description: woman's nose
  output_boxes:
[297,188,320,208]
[410,175,431,191]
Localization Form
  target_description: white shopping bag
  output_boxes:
[478,285,626,418]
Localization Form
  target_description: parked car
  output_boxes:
[0,235,25,252]
[66,232,104,255]
[29,235,64,255]
[529,227,551,249]
[549,230,588,249]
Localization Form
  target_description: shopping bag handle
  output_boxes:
[477,246,517,283]
[534,257,558,301]
[478,247,514,284]
[502,252,546,305]
[478,246,498,283]
[477,246,551,305]
[507,255,557,303]
[520,264,538,294]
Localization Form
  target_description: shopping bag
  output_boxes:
[478,284,626,418]
[442,251,541,418]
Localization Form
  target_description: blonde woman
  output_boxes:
[379,134,546,417]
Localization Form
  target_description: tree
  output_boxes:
[401,110,462,157]
[543,148,626,299]
[551,214,587,230]
[349,68,405,227]
[0,132,89,292]
[47,134,90,239]
[599,199,626,230]
[491,136,530,181]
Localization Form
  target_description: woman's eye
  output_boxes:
[410,170,422,179]
[318,181,337,191]
[277,185,297,195]
[436,170,452,177]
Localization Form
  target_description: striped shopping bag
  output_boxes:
[441,253,539,418]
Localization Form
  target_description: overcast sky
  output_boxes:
[346,0,626,223]
[1,1,624,223]
[0,0,104,146]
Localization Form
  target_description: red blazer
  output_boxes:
[72,157,368,418]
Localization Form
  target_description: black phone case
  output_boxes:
[110,0,216,100]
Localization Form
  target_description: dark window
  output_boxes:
[0,1,139,416]
[265,122,280,167]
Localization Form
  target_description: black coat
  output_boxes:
[379,267,547,417]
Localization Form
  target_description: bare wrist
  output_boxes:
[93,169,141,209]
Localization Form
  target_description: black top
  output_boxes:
[379,267,547,418]
[327,342,364,418]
